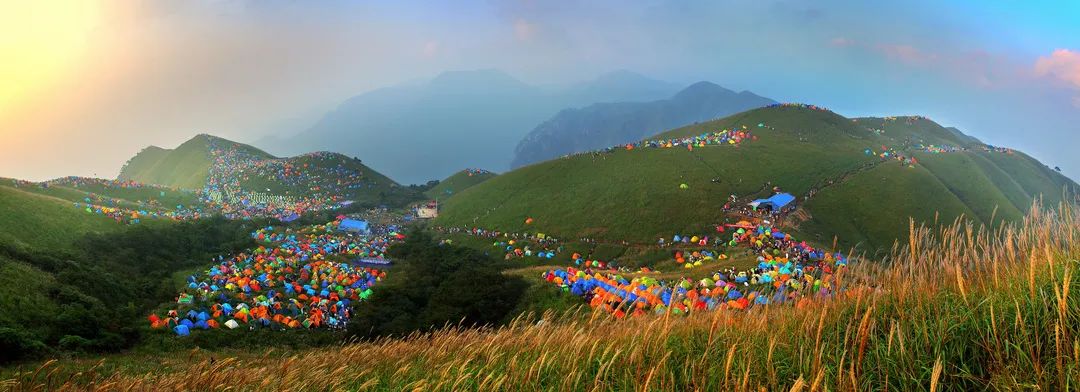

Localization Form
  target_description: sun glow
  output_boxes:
[0,0,100,124]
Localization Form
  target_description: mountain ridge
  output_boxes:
[267,70,684,184]
[510,81,777,168]
[440,104,1078,252]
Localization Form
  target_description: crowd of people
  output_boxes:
[151,219,400,335]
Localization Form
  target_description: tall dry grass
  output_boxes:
[4,200,1079,391]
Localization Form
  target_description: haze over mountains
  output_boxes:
[439,105,1079,252]
[262,70,684,184]
[512,81,777,168]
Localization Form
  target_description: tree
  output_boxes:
[349,231,527,338]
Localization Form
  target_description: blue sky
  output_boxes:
[1,0,1078,181]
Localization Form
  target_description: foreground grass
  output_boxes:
[3,202,1079,391]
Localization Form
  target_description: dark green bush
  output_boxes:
[349,231,528,338]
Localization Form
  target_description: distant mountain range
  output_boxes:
[264,70,682,184]
[510,81,777,168]
[438,105,1079,251]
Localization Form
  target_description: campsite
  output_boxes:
[2,2,1080,390]
[3,101,1078,390]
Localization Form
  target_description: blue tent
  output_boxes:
[751,193,796,210]
[338,219,370,234]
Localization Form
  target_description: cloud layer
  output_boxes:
[1,0,1078,181]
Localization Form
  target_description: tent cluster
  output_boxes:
[151,220,398,335]
[556,122,770,163]
[464,168,492,176]
[542,223,848,317]
[882,115,929,124]
[672,249,728,269]
[199,141,370,221]
[432,226,563,261]
[495,237,559,260]
[660,234,722,248]
[866,145,919,168]
[13,176,205,225]
[623,125,761,152]
[570,252,620,270]
[915,144,965,154]
[75,201,203,224]
[766,103,831,112]
[7,178,37,188]
[982,145,1015,154]
[39,176,178,191]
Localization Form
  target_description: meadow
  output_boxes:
[3,199,1076,391]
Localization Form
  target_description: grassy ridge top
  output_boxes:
[437,105,1077,251]
[117,135,407,206]
[425,170,497,199]
[118,135,275,190]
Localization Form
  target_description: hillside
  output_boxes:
[437,105,1078,252]
[511,81,777,168]
[425,169,496,199]
[116,134,418,220]
[119,134,274,190]
[272,70,682,183]
[7,203,1078,390]
[0,183,122,250]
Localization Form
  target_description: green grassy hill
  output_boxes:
[437,105,1078,252]
[0,184,122,250]
[0,183,127,360]
[118,135,274,190]
[852,116,978,147]
[425,170,497,199]
[118,134,413,207]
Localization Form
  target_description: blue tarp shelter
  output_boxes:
[750,193,796,211]
[338,218,370,234]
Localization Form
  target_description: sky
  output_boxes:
[1,0,1079,182]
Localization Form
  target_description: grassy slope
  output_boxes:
[798,162,978,252]
[425,170,496,199]
[852,116,976,147]
[0,260,59,331]
[915,152,1025,225]
[438,106,1078,252]
[438,107,872,242]
[236,152,402,203]
[120,134,406,203]
[0,185,120,250]
[16,183,201,211]
[0,185,127,340]
[983,150,1076,203]
[119,135,275,190]
[7,204,1078,390]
